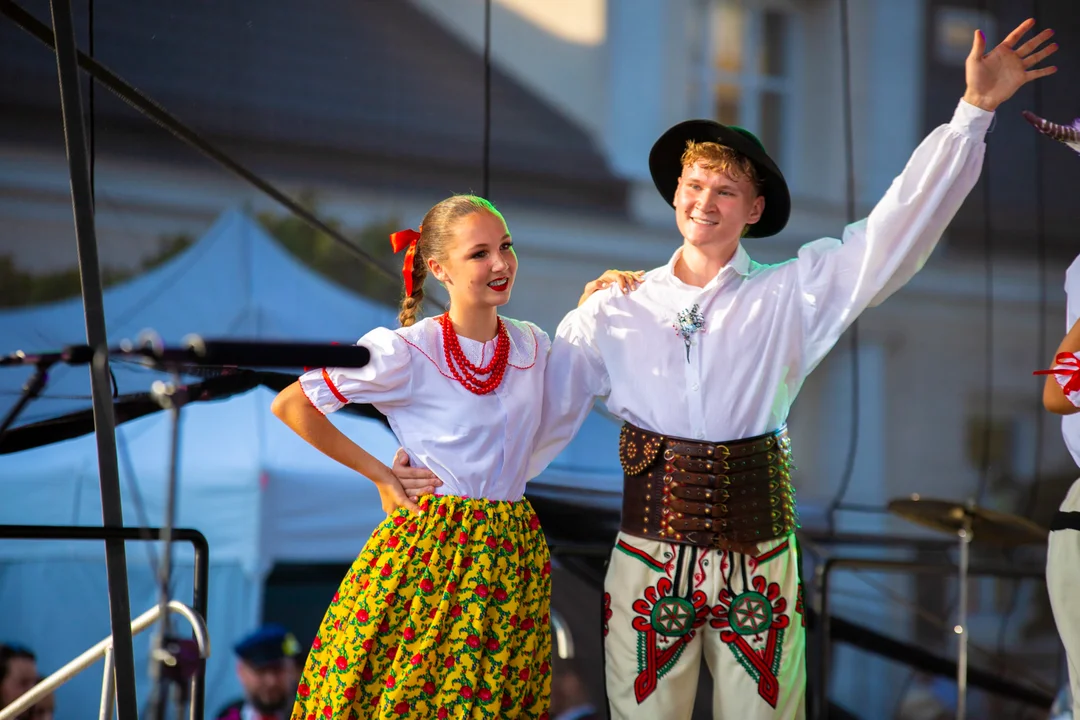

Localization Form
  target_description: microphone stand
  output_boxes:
[0,357,57,439]
[0,346,91,440]
[147,368,188,720]
[139,333,202,720]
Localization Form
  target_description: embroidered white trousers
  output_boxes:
[602,532,806,719]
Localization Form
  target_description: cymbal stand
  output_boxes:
[955,510,973,719]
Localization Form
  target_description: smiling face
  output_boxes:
[427,210,517,311]
[673,142,764,256]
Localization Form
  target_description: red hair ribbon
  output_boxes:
[1034,351,1080,395]
[389,228,422,297]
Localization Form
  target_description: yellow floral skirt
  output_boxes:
[291,495,552,720]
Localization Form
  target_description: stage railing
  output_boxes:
[811,554,1051,715]
[0,599,209,720]
[0,525,210,719]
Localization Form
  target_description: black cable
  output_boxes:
[825,0,861,534]
[1021,18,1048,522]
[972,0,996,514]
[482,0,491,199]
[997,0,1049,661]
[87,0,93,205]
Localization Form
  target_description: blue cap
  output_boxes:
[233,624,302,666]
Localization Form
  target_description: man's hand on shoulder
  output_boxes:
[578,269,645,307]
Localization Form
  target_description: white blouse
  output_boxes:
[529,99,994,477]
[300,316,550,502]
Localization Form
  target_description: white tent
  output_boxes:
[0,210,402,716]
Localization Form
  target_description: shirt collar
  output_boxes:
[661,243,752,286]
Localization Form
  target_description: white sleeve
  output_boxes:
[298,327,412,414]
[527,301,611,479]
[1065,256,1080,327]
[796,98,993,371]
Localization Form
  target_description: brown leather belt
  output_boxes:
[618,422,797,554]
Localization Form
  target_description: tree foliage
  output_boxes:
[0,194,403,310]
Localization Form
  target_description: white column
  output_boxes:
[603,0,669,182]
[863,0,925,205]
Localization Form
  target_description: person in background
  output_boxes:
[549,653,600,720]
[215,624,303,720]
[0,643,38,718]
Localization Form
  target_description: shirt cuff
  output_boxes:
[950,98,995,140]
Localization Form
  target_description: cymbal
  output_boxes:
[887,495,1048,547]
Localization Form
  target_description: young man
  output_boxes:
[523,18,1057,720]
[395,17,1058,720]
[1038,257,1080,720]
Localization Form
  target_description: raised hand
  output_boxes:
[963,18,1058,112]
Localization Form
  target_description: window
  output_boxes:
[695,0,795,166]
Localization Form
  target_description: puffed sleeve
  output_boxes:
[298,327,413,414]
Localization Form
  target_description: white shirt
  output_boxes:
[1053,255,1080,511]
[529,99,992,476]
[301,316,549,501]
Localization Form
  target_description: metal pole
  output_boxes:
[98,648,115,720]
[46,0,138,716]
[956,519,972,719]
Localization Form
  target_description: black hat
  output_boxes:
[648,119,790,238]
[233,624,302,666]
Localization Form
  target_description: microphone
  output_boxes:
[122,337,371,370]
[0,345,95,367]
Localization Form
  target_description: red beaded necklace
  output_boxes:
[439,313,510,395]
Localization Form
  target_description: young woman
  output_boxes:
[272,194,639,719]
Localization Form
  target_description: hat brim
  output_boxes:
[648,120,790,238]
